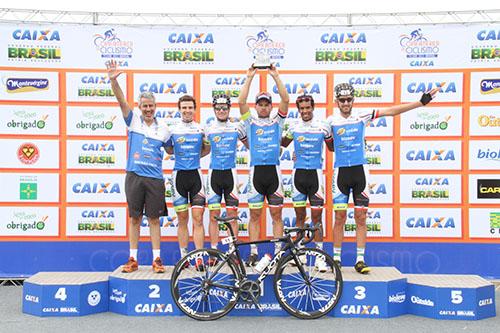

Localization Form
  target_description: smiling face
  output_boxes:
[179,100,196,123]
[213,103,230,122]
[298,100,314,122]
[335,95,354,117]
[138,97,156,124]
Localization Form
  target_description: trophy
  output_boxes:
[252,54,272,69]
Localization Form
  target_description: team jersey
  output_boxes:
[285,118,332,170]
[124,110,171,180]
[239,110,286,167]
[167,120,205,170]
[327,110,380,168]
[205,120,244,170]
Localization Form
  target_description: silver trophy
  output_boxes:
[252,54,271,69]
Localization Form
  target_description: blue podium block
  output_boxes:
[331,267,407,318]
[108,266,180,316]
[22,272,109,317]
[406,274,496,320]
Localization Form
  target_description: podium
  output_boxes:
[23,272,109,317]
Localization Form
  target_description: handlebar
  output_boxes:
[284,223,321,246]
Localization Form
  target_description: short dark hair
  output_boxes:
[295,94,315,109]
[177,95,196,109]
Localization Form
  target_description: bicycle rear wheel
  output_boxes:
[273,248,342,319]
[170,248,241,320]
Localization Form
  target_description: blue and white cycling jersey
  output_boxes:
[239,110,286,166]
[124,110,171,180]
[167,120,205,170]
[327,110,380,168]
[205,120,244,170]
[285,119,332,170]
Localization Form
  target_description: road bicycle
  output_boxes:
[170,215,343,320]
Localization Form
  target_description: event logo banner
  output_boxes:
[66,173,126,203]
[470,28,500,64]
[66,72,127,102]
[0,173,59,202]
[400,107,462,137]
[0,71,59,101]
[333,74,394,103]
[163,32,215,65]
[0,207,59,236]
[7,28,62,64]
[398,28,441,67]
[66,106,127,136]
[400,208,462,238]
[200,74,259,104]
[469,140,500,170]
[267,74,327,104]
[66,140,127,170]
[469,208,500,238]
[315,31,368,65]
[400,140,462,170]
[66,207,127,237]
[364,141,393,170]
[367,174,393,204]
[400,174,461,204]
[0,139,59,169]
[470,72,500,102]
[400,72,463,103]
[133,73,193,103]
[469,174,500,204]
[344,208,393,237]
[469,106,500,136]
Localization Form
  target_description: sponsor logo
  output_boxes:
[93,29,133,62]
[25,294,39,303]
[8,29,61,62]
[410,112,451,132]
[77,210,116,232]
[7,111,48,130]
[87,290,101,306]
[399,28,440,67]
[471,30,500,62]
[477,114,500,128]
[246,30,286,65]
[19,176,38,200]
[316,32,367,64]
[77,75,115,98]
[139,82,187,94]
[490,212,500,234]
[42,307,78,313]
[110,289,127,303]
[348,76,384,98]
[476,148,500,162]
[211,76,246,97]
[389,292,406,303]
[406,149,455,161]
[234,303,282,310]
[5,78,49,93]
[17,143,40,165]
[72,182,121,194]
[407,81,456,94]
[479,298,493,306]
[7,212,47,232]
[274,83,320,95]
[340,305,380,315]
[345,210,382,232]
[439,310,476,317]
[78,143,116,166]
[410,296,434,307]
[477,179,500,199]
[134,303,173,313]
[164,33,214,64]
[411,177,451,200]
[76,112,116,131]
[406,217,456,228]
[480,79,500,95]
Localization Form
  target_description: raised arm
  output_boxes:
[377,88,439,118]
[238,66,257,116]
[106,59,132,119]
[269,64,289,116]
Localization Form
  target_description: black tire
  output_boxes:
[273,248,342,319]
[170,248,242,321]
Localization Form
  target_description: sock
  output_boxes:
[356,247,365,263]
[211,243,218,250]
[274,243,281,255]
[316,242,323,250]
[250,244,258,255]
[180,247,188,258]
[130,249,138,260]
[153,249,160,260]
[333,247,341,261]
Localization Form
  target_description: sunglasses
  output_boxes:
[214,105,229,111]
[296,95,313,103]
[338,97,353,104]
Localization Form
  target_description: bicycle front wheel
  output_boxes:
[273,248,343,319]
[170,249,241,320]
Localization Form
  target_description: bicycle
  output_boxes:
[170,215,343,320]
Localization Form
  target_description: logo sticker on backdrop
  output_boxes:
[93,28,133,65]
[8,29,62,63]
[164,32,215,65]
[471,29,500,63]
[399,28,440,67]
[17,142,40,165]
[315,31,367,64]
[245,30,286,67]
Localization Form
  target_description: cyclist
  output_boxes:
[205,94,246,264]
[165,95,210,270]
[238,63,289,266]
[107,59,170,274]
[327,82,438,274]
[281,94,334,272]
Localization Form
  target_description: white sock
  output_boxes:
[356,247,365,263]
[333,247,341,261]
[153,249,160,260]
[180,247,188,258]
[130,249,138,260]
[274,243,281,255]
[211,243,218,250]
[250,244,258,255]
[316,242,323,250]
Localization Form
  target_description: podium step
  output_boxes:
[23,272,110,317]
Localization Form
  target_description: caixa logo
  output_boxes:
[407,82,456,93]
[415,177,449,186]
[167,33,214,44]
[72,183,121,193]
[139,83,187,94]
[480,79,500,95]
[406,149,455,161]
[81,210,115,218]
[273,83,321,95]
[81,143,115,151]
[349,76,382,85]
[320,32,367,43]
[406,217,455,228]
[81,76,110,85]
[368,183,387,195]
[476,30,500,41]
[367,118,387,128]
[348,210,381,219]
[215,76,246,85]
[12,29,60,41]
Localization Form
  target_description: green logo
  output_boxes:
[104,121,113,130]
[36,120,46,129]
[490,212,500,228]
[439,121,448,130]
[20,183,37,200]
